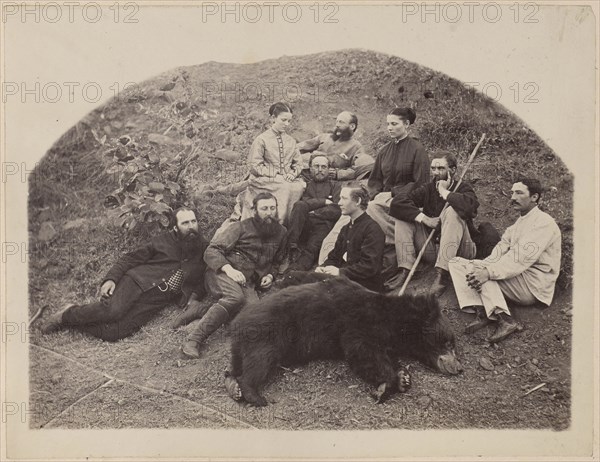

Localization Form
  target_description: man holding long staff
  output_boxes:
[388,149,481,296]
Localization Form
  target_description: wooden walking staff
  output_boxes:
[398,133,487,296]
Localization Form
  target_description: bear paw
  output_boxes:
[224,372,243,401]
[397,366,412,393]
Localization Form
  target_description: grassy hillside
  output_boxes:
[27,49,572,430]
[29,49,573,288]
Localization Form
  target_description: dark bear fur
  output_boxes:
[273,270,335,290]
[229,274,462,406]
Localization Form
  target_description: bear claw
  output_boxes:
[224,373,243,401]
[397,366,412,393]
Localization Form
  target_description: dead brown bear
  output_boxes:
[226,274,462,406]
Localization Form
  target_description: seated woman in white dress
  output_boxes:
[242,102,306,222]
[217,103,306,233]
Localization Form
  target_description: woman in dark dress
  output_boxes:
[366,107,430,289]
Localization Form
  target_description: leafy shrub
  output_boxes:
[102,135,193,232]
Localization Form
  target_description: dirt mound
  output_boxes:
[28,49,572,430]
[29,48,573,286]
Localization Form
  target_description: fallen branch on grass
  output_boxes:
[28,305,49,327]
[522,382,547,397]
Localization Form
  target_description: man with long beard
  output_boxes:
[388,151,479,295]
[41,207,208,341]
[181,192,287,359]
[298,111,373,181]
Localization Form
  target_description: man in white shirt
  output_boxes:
[448,179,562,343]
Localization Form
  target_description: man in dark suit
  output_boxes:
[316,184,385,292]
[284,154,342,271]
[41,207,208,341]
[388,151,479,295]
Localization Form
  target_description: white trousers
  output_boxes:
[448,257,537,318]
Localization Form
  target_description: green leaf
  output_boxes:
[106,164,122,174]
[149,202,171,213]
[148,182,165,192]
[130,218,139,230]
[166,181,181,191]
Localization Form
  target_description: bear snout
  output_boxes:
[436,352,463,375]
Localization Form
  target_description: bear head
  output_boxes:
[407,295,463,375]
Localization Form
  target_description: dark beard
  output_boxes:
[253,216,280,238]
[176,230,202,252]
[312,172,329,183]
[176,228,199,240]
[330,127,353,142]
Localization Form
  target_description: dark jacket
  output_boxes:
[301,180,342,222]
[324,212,385,291]
[367,136,430,198]
[389,180,479,226]
[104,230,208,304]
[204,217,287,283]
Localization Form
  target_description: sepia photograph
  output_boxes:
[1,1,597,460]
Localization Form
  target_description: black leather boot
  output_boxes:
[429,268,450,297]
[181,303,230,359]
[464,306,493,334]
[488,312,522,343]
[383,268,410,293]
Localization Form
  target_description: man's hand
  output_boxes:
[436,179,451,197]
[260,274,274,289]
[100,280,116,299]
[466,267,490,293]
[328,168,337,180]
[421,215,441,229]
[315,265,340,276]
[324,199,333,205]
[284,172,296,182]
[222,265,247,286]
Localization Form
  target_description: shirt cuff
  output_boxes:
[485,265,502,281]
[415,213,426,223]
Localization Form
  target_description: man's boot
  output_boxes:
[40,304,75,334]
[181,304,230,359]
[384,268,410,293]
[429,267,450,298]
[464,306,493,334]
[171,301,209,329]
[278,244,298,275]
[488,312,522,343]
